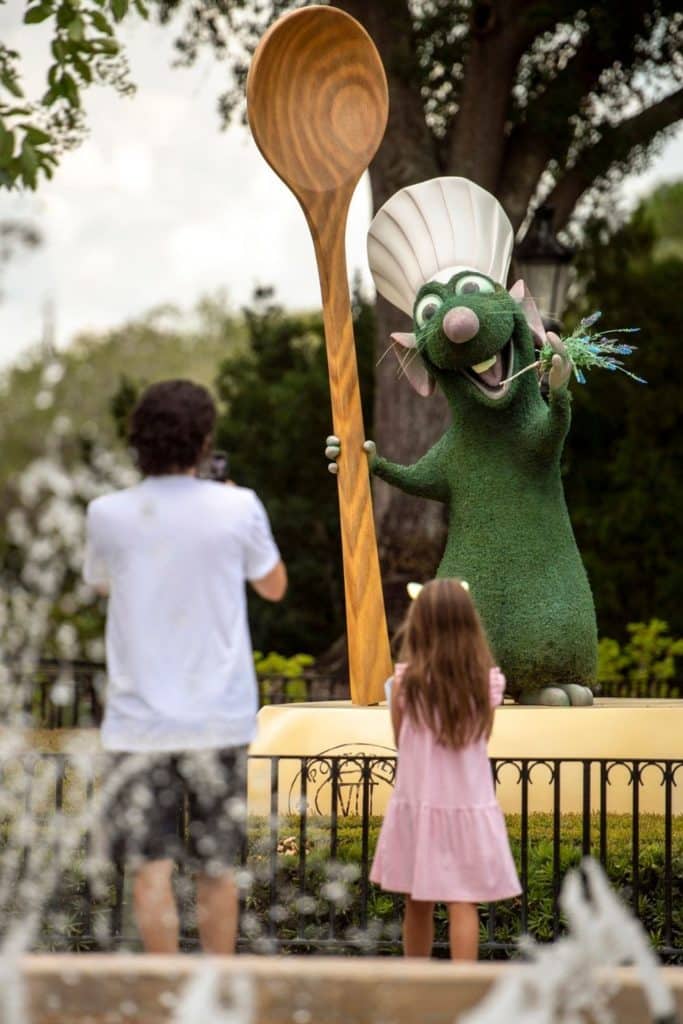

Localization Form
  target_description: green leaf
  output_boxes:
[56,3,73,28]
[110,0,128,22]
[60,71,79,107]
[73,57,92,83]
[20,140,38,187]
[90,10,113,34]
[0,124,14,165]
[20,139,38,171]
[24,126,51,146]
[24,4,54,24]
[67,16,84,41]
[0,71,24,99]
[93,36,119,53]
[133,0,148,16]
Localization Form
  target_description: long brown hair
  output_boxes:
[397,578,494,749]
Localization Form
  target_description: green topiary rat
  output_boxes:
[328,178,598,705]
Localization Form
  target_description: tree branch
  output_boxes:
[547,87,683,229]
[498,0,666,230]
[446,0,585,187]
[498,32,618,230]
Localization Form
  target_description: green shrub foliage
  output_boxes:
[564,197,683,639]
[597,620,683,698]
[15,813,682,959]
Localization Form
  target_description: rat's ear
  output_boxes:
[509,279,547,348]
[390,332,436,397]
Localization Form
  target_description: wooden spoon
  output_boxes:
[247,5,392,706]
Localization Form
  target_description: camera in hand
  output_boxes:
[201,450,230,482]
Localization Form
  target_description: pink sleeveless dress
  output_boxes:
[370,664,521,903]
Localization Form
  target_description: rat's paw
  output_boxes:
[363,439,378,471]
[325,436,377,474]
[325,435,340,474]
[518,683,594,706]
[547,332,571,390]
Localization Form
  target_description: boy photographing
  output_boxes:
[84,379,286,953]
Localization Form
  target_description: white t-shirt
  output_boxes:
[84,475,281,753]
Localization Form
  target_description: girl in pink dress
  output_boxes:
[370,578,521,960]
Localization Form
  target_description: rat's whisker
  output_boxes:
[376,343,395,368]
[395,347,420,380]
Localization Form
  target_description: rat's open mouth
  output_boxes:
[462,338,514,399]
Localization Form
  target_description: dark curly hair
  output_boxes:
[129,380,216,475]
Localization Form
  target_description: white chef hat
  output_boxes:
[367,177,514,317]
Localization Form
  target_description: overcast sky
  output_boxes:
[2,6,682,370]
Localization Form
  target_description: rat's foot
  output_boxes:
[560,683,594,706]
[518,684,594,706]
[518,687,570,706]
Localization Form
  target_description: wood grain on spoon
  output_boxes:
[247,6,392,705]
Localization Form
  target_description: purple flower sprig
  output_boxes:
[503,312,646,386]
[539,312,645,385]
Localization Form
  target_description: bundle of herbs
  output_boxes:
[504,312,645,386]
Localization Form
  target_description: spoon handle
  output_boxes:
[306,189,393,705]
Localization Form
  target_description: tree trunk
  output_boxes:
[448,4,525,188]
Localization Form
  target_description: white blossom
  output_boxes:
[3,419,136,672]
[50,672,75,708]
[34,391,54,411]
[86,638,105,663]
[41,362,64,388]
[26,538,58,564]
[51,415,72,437]
[6,510,30,547]
[55,623,78,660]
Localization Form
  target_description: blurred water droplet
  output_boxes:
[50,673,75,707]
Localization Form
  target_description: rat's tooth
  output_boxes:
[472,356,497,373]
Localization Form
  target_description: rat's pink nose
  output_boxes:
[442,307,480,344]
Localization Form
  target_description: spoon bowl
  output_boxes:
[248,6,388,198]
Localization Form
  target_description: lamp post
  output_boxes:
[514,205,574,334]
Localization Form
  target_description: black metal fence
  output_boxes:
[595,677,682,700]
[23,660,343,728]
[17,660,683,730]
[0,751,680,961]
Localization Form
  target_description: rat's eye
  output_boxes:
[415,293,443,328]
[454,274,495,296]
